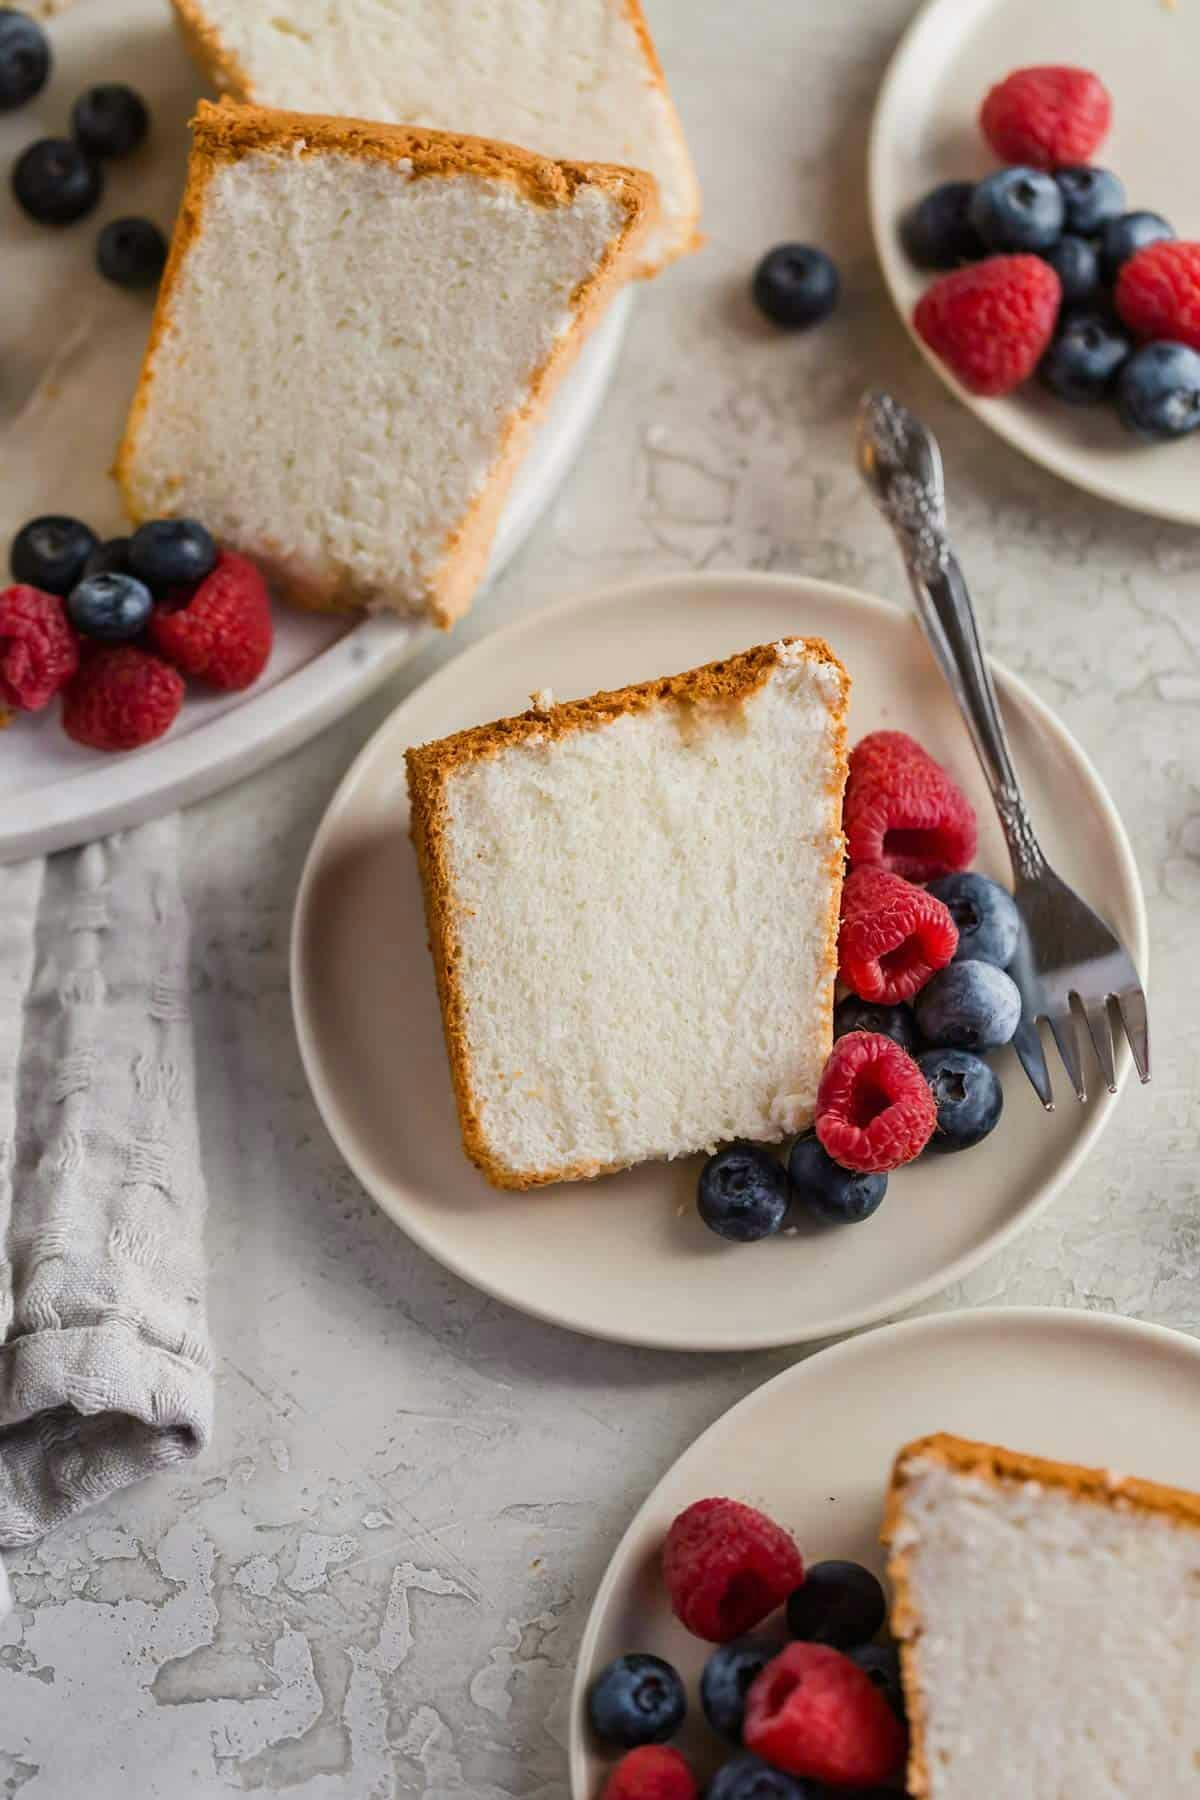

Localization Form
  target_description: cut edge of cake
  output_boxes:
[883,1431,1200,1800]
[405,637,851,1191]
[114,98,656,627]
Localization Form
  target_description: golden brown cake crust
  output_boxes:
[406,637,851,1190]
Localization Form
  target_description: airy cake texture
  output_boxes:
[116,101,653,625]
[406,639,851,1189]
[884,1433,1200,1799]
[169,0,699,275]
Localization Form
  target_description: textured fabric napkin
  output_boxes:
[0,816,212,1547]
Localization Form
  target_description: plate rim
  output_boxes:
[565,1303,1200,1794]
[290,567,1149,1353]
[867,0,1200,528]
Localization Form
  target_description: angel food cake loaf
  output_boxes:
[116,101,653,625]
[406,638,851,1189]
[884,1433,1200,1798]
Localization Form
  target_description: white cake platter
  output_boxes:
[0,0,632,864]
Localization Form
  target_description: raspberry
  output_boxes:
[601,1747,697,1800]
[62,646,184,751]
[0,585,79,711]
[914,255,1061,396]
[845,730,977,880]
[742,1643,907,1788]
[815,1031,937,1174]
[1115,241,1200,352]
[838,866,958,1005]
[980,66,1111,170]
[663,1498,804,1644]
[149,550,272,691]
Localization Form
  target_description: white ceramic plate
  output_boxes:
[0,0,631,863]
[869,0,1200,523]
[291,571,1148,1352]
[568,1306,1200,1796]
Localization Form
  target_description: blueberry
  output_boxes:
[1099,210,1174,282]
[847,1643,905,1720]
[918,1048,1004,1153]
[12,137,102,226]
[751,244,839,330]
[0,8,50,110]
[1116,341,1200,441]
[82,536,133,580]
[1054,166,1125,236]
[128,518,218,593]
[833,995,920,1054]
[10,514,98,595]
[701,1638,783,1744]
[787,1134,886,1227]
[705,1755,817,1800]
[97,216,167,289]
[698,1144,790,1242]
[71,83,149,159]
[786,1561,886,1649]
[66,572,153,643]
[1039,309,1130,403]
[914,960,1021,1052]
[968,167,1064,253]
[901,181,983,270]
[926,873,1020,968]
[588,1653,685,1748]
[1041,234,1101,308]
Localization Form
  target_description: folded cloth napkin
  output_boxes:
[0,815,212,1547]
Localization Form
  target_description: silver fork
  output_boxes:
[855,389,1149,1108]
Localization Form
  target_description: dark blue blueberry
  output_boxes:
[66,572,153,642]
[1116,341,1200,441]
[1041,234,1101,307]
[128,517,218,593]
[1039,310,1130,403]
[10,515,98,594]
[698,1144,790,1242]
[968,166,1063,253]
[926,872,1020,968]
[847,1643,905,1720]
[705,1754,818,1800]
[918,1048,1004,1153]
[1099,210,1174,282]
[833,995,920,1054]
[785,1561,886,1649]
[97,216,167,289]
[71,83,149,159]
[914,960,1021,1052]
[701,1638,783,1745]
[787,1135,886,1227]
[82,536,133,580]
[751,244,840,330]
[588,1653,685,1749]
[901,181,983,269]
[12,137,102,225]
[1053,165,1125,235]
[0,8,50,110]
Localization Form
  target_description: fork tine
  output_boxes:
[1011,1016,1054,1110]
[1047,1009,1087,1102]
[1115,987,1151,1084]
[1080,998,1117,1095]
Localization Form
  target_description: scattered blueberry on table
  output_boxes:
[0,7,48,111]
[97,215,168,289]
[751,245,840,330]
[12,136,101,224]
[71,82,149,159]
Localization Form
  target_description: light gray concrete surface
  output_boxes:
[5,1,1199,1794]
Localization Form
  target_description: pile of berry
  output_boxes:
[904,63,1200,439]
[589,1495,905,1799]
[2,7,166,288]
[1,514,273,750]
[698,731,1020,1242]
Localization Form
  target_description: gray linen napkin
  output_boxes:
[0,815,212,1546]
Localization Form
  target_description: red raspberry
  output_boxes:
[663,1498,804,1644]
[0,585,79,711]
[838,867,958,1005]
[149,550,272,691]
[1115,241,1200,352]
[743,1642,907,1789]
[914,255,1061,396]
[815,1031,937,1174]
[62,646,184,751]
[845,730,977,880]
[980,66,1111,169]
[601,1747,697,1800]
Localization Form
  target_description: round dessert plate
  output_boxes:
[0,0,632,863]
[291,571,1147,1351]
[870,0,1200,524]
[568,1307,1200,1795]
